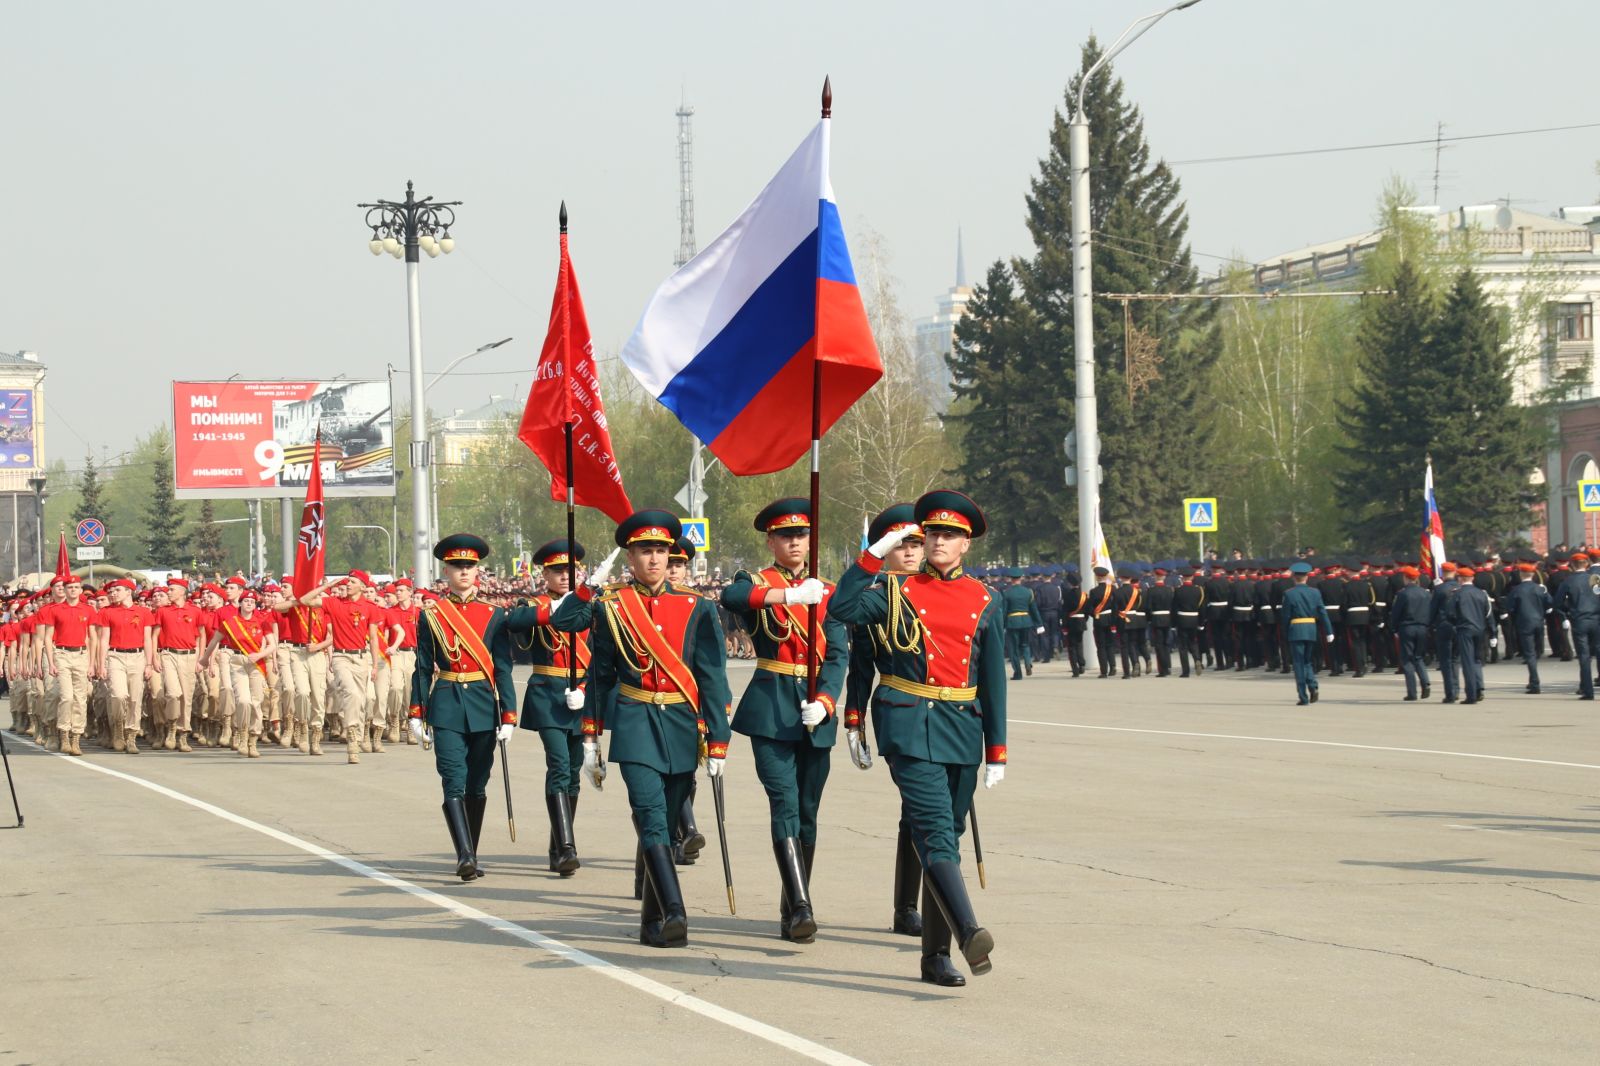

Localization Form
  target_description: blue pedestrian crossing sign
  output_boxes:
[1580,481,1600,513]
[1183,498,1218,533]
[682,518,710,553]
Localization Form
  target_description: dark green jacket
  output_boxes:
[1280,584,1332,643]
[558,582,733,774]
[506,595,593,734]
[721,567,846,748]
[830,555,1007,767]
[1000,584,1043,630]
[409,594,517,733]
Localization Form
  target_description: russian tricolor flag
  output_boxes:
[622,118,882,475]
[1421,458,1446,580]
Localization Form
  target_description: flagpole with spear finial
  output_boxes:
[561,201,579,700]
[803,75,832,721]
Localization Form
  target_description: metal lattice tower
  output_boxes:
[674,97,697,268]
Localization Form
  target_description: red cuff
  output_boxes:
[844,708,862,729]
[857,550,885,575]
[536,604,553,625]
[575,584,595,603]
[985,745,1007,764]
[816,693,836,718]
[582,717,597,736]
[500,711,518,726]
[707,740,729,759]
[748,586,770,609]
[408,706,425,718]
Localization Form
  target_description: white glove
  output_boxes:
[706,756,725,779]
[984,763,1005,789]
[847,727,872,770]
[582,739,605,789]
[1325,634,1334,644]
[407,718,427,744]
[588,547,620,588]
[1489,637,1498,648]
[787,578,826,606]
[1563,619,1572,631]
[496,723,515,743]
[565,688,585,710]
[867,525,915,559]
[1035,626,1046,635]
[799,700,827,728]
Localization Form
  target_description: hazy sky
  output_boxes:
[7,0,1598,467]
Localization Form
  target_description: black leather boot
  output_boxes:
[892,828,923,936]
[775,838,817,943]
[923,860,992,976]
[642,844,688,947]
[918,881,964,986]
[675,781,706,864]
[442,798,478,882]
[633,841,646,900]
[464,795,488,878]
[546,793,579,876]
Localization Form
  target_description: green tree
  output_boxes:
[70,451,112,565]
[1013,36,1221,558]
[947,260,1061,562]
[1333,260,1441,551]
[1428,269,1543,547]
[141,430,188,568]
[191,498,226,573]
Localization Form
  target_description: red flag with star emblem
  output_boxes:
[291,433,326,599]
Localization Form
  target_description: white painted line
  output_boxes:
[1011,719,1600,771]
[11,735,870,1066]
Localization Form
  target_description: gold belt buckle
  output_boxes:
[937,686,953,701]
[653,690,667,706]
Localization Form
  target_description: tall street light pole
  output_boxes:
[1071,0,1202,641]
[359,181,459,586]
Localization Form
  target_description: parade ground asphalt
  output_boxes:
[4,655,1599,1066]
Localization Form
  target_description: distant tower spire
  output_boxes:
[675,93,697,268]
[955,227,967,288]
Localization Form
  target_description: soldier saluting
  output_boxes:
[407,534,518,882]
[555,510,734,948]
[830,489,1005,988]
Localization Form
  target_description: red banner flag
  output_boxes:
[291,434,326,599]
[55,533,70,580]
[518,221,633,524]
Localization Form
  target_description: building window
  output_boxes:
[1553,302,1593,342]
[459,448,471,464]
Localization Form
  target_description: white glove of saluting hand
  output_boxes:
[787,578,827,606]
[582,739,605,789]
[847,727,872,770]
[706,756,725,779]
[565,688,585,711]
[799,700,827,728]
[984,764,1005,789]
[496,724,516,743]
[407,718,428,744]
[867,526,915,559]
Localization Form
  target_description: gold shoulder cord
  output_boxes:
[601,599,649,675]
[884,574,925,654]
[423,606,462,661]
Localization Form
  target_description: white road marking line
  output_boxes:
[13,736,870,1066]
[1010,719,1600,771]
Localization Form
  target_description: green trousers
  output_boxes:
[432,726,496,801]
[619,761,695,849]
[1005,629,1034,672]
[750,734,831,846]
[886,754,977,867]
[538,727,583,796]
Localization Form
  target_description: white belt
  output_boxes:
[1177,611,1201,616]
[1150,610,1170,616]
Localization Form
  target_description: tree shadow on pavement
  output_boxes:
[1376,809,1600,834]
[1341,857,1600,881]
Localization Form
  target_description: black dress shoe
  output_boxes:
[1421,686,1431,699]
[1309,689,1319,703]
[1443,697,1457,704]
[920,953,966,987]
[1527,686,1540,694]
[1403,694,1417,701]
[1579,694,1594,701]
[1296,698,1309,706]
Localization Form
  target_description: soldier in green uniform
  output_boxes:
[1281,561,1334,706]
[1000,569,1044,680]
[666,535,708,867]
[721,498,847,943]
[555,510,733,948]
[830,489,1005,987]
[407,534,518,882]
[842,503,928,936]
[505,539,593,877]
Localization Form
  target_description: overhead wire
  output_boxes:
[1169,120,1600,167]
